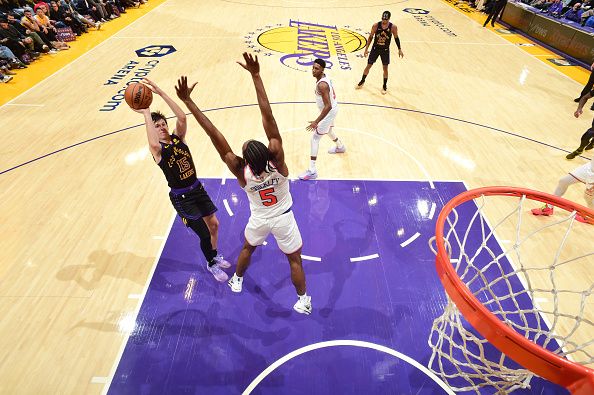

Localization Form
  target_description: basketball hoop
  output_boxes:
[428,187,594,394]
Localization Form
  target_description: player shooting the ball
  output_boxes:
[132,78,232,282]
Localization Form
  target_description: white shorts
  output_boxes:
[245,210,303,254]
[316,108,338,135]
[570,163,594,195]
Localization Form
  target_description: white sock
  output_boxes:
[233,273,243,280]
[310,133,321,157]
[309,160,316,172]
[299,293,308,301]
[327,130,343,148]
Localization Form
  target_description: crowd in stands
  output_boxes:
[0,0,147,83]
[520,0,594,25]
[464,0,594,26]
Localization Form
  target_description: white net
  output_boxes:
[427,192,594,394]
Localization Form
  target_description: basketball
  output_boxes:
[124,83,153,110]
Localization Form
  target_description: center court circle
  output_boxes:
[257,27,366,55]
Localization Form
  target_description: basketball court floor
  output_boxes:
[0,0,592,394]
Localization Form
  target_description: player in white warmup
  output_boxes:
[299,58,346,181]
[175,53,312,315]
[532,92,594,224]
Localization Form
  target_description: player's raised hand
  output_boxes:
[175,76,197,103]
[141,78,164,95]
[132,107,150,114]
[237,52,260,75]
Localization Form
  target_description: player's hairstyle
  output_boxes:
[313,58,326,69]
[243,140,274,176]
[382,10,391,19]
[151,111,168,125]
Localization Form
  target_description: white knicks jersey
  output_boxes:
[315,76,338,111]
[243,163,293,219]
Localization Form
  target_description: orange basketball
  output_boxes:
[125,83,153,110]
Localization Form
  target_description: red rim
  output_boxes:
[434,186,594,394]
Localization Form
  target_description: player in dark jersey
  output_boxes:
[483,0,508,28]
[356,10,404,95]
[133,78,231,282]
[573,61,594,111]
[566,91,594,160]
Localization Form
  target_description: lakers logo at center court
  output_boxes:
[248,21,367,72]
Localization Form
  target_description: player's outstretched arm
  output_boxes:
[134,107,162,163]
[237,52,286,170]
[175,76,243,179]
[575,92,593,118]
[237,53,280,141]
[142,78,188,140]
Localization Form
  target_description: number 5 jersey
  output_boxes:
[243,162,293,219]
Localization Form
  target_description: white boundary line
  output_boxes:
[100,212,176,395]
[400,232,421,248]
[223,199,234,216]
[301,255,322,262]
[350,253,379,262]
[242,340,455,395]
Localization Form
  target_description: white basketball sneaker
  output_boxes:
[298,169,318,180]
[293,295,312,315]
[228,273,243,293]
[328,145,346,154]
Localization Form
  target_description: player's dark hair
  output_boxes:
[151,111,168,125]
[382,10,391,19]
[314,58,326,69]
[243,140,274,176]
